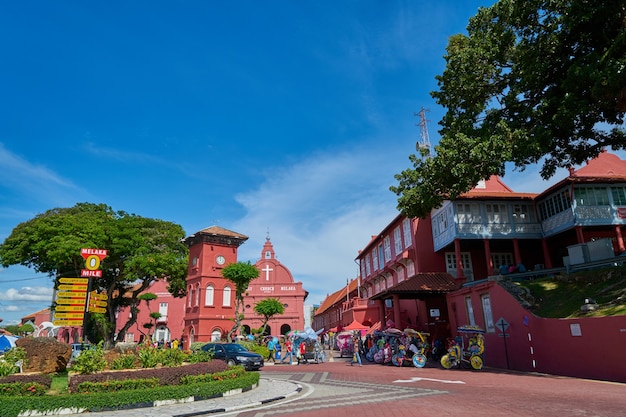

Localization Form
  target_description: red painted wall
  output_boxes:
[447,280,626,382]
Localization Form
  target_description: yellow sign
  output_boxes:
[59,277,89,284]
[58,284,88,291]
[89,299,107,307]
[88,307,106,314]
[53,320,83,327]
[54,312,85,319]
[56,305,85,312]
[56,291,87,299]
[56,298,86,305]
[90,292,108,300]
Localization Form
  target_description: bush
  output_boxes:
[68,361,229,393]
[190,341,206,352]
[0,347,27,377]
[0,381,47,397]
[71,343,107,374]
[76,378,159,394]
[110,354,137,370]
[187,349,213,363]
[180,366,245,384]
[0,371,260,417]
[160,347,187,367]
[137,345,162,368]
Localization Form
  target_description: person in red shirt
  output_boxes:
[298,341,309,364]
[281,339,293,364]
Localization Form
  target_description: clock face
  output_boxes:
[216,255,226,265]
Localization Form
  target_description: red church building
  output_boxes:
[241,234,308,336]
[181,226,307,349]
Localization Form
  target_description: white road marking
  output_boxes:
[394,376,465,384]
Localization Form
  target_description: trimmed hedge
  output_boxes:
[68,361,228,392]
[0,371,260,417]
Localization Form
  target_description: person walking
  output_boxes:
[267,337,276,363]
[351,334,362,366]
[281,339,293,364]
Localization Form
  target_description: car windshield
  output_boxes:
[223,344,247,353]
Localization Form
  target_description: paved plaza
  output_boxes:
[67,351,625,417]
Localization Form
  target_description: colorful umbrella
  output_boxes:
[0,335,18,353]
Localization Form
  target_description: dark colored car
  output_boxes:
[201,342,264,371]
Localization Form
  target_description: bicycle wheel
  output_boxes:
[391,353,402,367]
[470,355,483,370]
[440,354,453,369]
[412,353,427,368]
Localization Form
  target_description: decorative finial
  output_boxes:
[266,227,270,241]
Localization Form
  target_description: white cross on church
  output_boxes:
[262,264,273,281]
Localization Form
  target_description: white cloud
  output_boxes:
[0,286,53,302]
[233,145,401,305]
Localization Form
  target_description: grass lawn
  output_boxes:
[517,264,626,318]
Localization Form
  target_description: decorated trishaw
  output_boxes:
[440,325,486,370]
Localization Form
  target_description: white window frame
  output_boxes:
[394,227,402,255]
[402,218,412,247]
[383,236,392,262]
[465,297,476,326]
[481,294,495,333]
[205,285,214,306]
[223,286,232,307]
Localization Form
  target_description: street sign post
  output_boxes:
[496,317,510,369]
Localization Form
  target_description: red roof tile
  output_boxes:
[370,272,458,299]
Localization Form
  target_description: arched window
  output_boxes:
[211,329,221,341]
[195,283,200,306]
[205,285,214,306]
[223,286,232,307]
[188,286,194,307]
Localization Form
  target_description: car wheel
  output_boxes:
[227,359,236,367]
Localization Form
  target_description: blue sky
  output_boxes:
[1,1,621,326]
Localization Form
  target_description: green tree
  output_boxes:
[17,323,35,335]
[0,203,188,348]
[392,0,626,218]
[253,298,285,338]
[221,261,259,342]
[137,293,160,342]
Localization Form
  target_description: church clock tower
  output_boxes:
[181,226,248,348]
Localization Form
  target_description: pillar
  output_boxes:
[393,294,401,329]
[541,239,553,269]
[615,225,625,253]
[483,239,494,276]
[513,238,521,265]
[454,238,466,284]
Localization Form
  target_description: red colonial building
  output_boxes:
[181,226,307,349]
[241,235,308,336]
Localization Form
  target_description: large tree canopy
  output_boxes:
[392,0,626,218]
[0,203,188,347]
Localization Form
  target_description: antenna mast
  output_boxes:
[414,108,431,155]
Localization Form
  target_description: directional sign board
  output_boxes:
[53,319,83,327]
[88,307,106,314]
[54,312,85,319]
[90,292,108,300]
[57,291,87,300]
[58,284,88,291]
[89,299,107,307]
[56,298,85,305]
[59,277,89,284]
[56,305,85,312]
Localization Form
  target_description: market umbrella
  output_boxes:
[0,335,18,353]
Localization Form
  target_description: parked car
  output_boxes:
[70,343,92,360]
[201,342,264,371]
